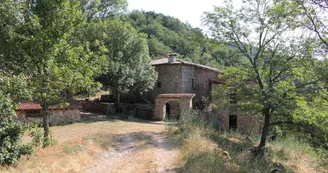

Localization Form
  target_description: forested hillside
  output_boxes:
[121,11,241,69]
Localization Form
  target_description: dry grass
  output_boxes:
[168,110,326,173]
[2,116,167,173]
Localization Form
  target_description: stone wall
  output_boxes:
[207,110,263,134]
[17,109,81,125]
[194,67,220,102]
[82,101,154,119]
[82,102,116,114]
[152,65,182,98]
[181,65,196,93]
[154,97,193,120]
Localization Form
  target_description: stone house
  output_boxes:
[150,53,223,120]
[16,100,81,125]
[151,54,262,132]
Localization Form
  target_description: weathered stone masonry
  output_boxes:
[154,94,195,120]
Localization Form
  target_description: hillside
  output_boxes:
[121,11,240,69]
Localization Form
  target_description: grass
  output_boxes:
[2,115,167,173]
[167,110,327,173]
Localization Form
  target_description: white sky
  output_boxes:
[127,0,242,29]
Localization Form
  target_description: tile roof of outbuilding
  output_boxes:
[16,101,42,111]
[16,100,82,111]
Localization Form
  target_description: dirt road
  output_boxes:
[82,113,180,173]
[3,112,180,173]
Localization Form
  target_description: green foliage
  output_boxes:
[28,124,43,147]
[0,116,33,166]
[205,0,328,149]
[0,0,110,138]
[81,0,127,21]
[98,18,157,96]
[176,110,209,138]
[42,136,57,148]
[290,0,328,52]
[0,74,32,166]
[122,10,240,68]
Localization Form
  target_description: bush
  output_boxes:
[29,124,43,147]
[177,109,209,137]
[0,116,33,166]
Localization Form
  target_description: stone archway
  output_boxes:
[154,94,196,120]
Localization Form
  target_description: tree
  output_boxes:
[123,10,233,68]
[97,18,157,112]
[293,0,328,51]
[204,0,327,150]
[1,0,104,140]
[81,0,127,22]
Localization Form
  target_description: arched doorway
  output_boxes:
[154,94,195,120]
[165,101,181,120]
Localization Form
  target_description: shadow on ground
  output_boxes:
[80,111,165,126]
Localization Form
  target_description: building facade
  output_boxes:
[151,54,223,120]
[151,54,262,132]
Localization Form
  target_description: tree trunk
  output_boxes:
[116,93,121,113]
[258,109,271,148]
[42,103,50,138]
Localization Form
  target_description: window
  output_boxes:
[157,81,162,88]
[192,79,195,90]
[229,115,237,130]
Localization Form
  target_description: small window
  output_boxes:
[229,115,237,130]
[157,81,162,88]
[192,79,195,90]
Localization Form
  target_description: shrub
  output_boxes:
[0,116,33,166]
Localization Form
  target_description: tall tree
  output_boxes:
[81,0,127,22]
[294,0,328,51]
[2,0,104,140]
[97,18,157,112]
[204,0,327,150]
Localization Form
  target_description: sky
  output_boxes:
[127,0,233,29]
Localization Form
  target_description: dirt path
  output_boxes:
[86,119,180,173]
[3,113,180,173]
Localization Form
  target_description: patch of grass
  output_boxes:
[62,144,81,154]
[181,151,229,173]
[88,132,115,149]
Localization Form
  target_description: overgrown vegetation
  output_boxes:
[168,110,327,173]
[0,116,33,166]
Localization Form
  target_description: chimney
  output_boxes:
[167,53,177,63]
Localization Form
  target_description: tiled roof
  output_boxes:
[156,94,196,99]
[151,58,222,73]
[16,101,42,111]
[16,100,82,111]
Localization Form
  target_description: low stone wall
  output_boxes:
[82,101,154,119]
[48,109,81,125]
[17,109,81,125]
[82,102,116,114]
